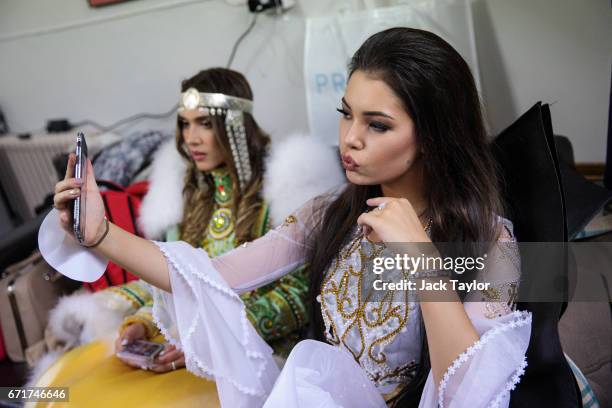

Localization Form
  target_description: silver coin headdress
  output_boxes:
[179,87,254,191]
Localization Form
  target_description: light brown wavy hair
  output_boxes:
[176,68,270,247]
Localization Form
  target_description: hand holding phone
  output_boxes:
[72,132,88,244]
[51,133,106,251]
[116,340,165,369]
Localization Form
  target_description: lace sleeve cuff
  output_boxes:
[419,310,532,408]
[437,310,531,407]
[149,241,280,407]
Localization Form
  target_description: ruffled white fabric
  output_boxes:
[147,201,532,408]
[150,241,279,408]
[264,339,386,408]
[38,209,107,282]
[151,240,388,408]
[151,239,533,408]
[418,309,532,408]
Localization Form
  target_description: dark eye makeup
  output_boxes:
[369,121,391,132]
[336,107,351,118]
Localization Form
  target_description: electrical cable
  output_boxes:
[30,3,265,134]
[74,9,260,132]
[71,103,178,133]
[226,13,258,68]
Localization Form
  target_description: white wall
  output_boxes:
[0,0,610,162]
[0,0,312,138]
[472,0,611,163]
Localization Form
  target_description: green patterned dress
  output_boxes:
[113,168,309,356]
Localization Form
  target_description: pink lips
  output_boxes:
[341,154,359,171]
[191,152,207,161]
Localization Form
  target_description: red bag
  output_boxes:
[0,324,6,361]
[84,181,149,292]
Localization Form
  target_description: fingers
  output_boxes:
[149,364,171,373]
[116,355,142,369]
[65,153,76,179]
[114,330,130,353]
[357,211,385,240]
[150,355,185,373]
[124,324,146,344]
[53,188,80,210]
[115,324,145,353]
[174,355,185,369]
[366,197,413,211]
[365,197,394,208]
[154,347,182,365]
[158,343,176,355]
[54,177,83,216]
[55,178,84,194]
[357,211,383,227]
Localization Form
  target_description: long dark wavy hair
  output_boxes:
[176,68,270,246]
[306,28,504,405]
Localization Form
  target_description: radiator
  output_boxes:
[0,132,115,221]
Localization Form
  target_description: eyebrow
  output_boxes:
[341,97,395,120]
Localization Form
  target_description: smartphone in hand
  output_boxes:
[116,340,165,369]
[72,132,88,244]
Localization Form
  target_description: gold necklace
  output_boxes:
[422,216,433,233]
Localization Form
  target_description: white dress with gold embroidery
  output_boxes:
[150,197,532,408]
[318,229,424,398]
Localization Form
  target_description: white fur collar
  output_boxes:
[263,134,345,225]
[138,135,345,239]
[138,140,186,239]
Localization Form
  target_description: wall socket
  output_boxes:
[248,0,295,13]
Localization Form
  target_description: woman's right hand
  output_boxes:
[53,153,106,245]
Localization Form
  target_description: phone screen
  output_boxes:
[73,132,88,244]
[122,340,165,358]
[116,340,165,368]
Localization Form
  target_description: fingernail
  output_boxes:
[75,179,84,185]
[71,189,79,195]
[121,339,128,346]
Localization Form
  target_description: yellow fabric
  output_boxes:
[30,338,219,408]
[120,313,160,340]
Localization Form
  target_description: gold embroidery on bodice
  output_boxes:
[318,231,421,389]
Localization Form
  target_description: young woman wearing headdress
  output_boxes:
[33,68,331,407]
[50,29,534,406]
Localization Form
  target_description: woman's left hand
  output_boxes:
[357,197,431,243]
[150,344,185,373]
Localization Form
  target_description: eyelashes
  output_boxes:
[336,108,392,133]
[369,121,391,132]
[178,119,212,129]
[336,107,350,119]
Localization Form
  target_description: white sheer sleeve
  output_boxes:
[419,219,532,408]
[148,198,325,408]
[212,196,321,294]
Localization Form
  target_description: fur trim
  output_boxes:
[140,135,345,236]
[28,291,133,386]
[138,140,186,239]
[47,290,132,348]
[264,134,345,226]
[26,350,63,387]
